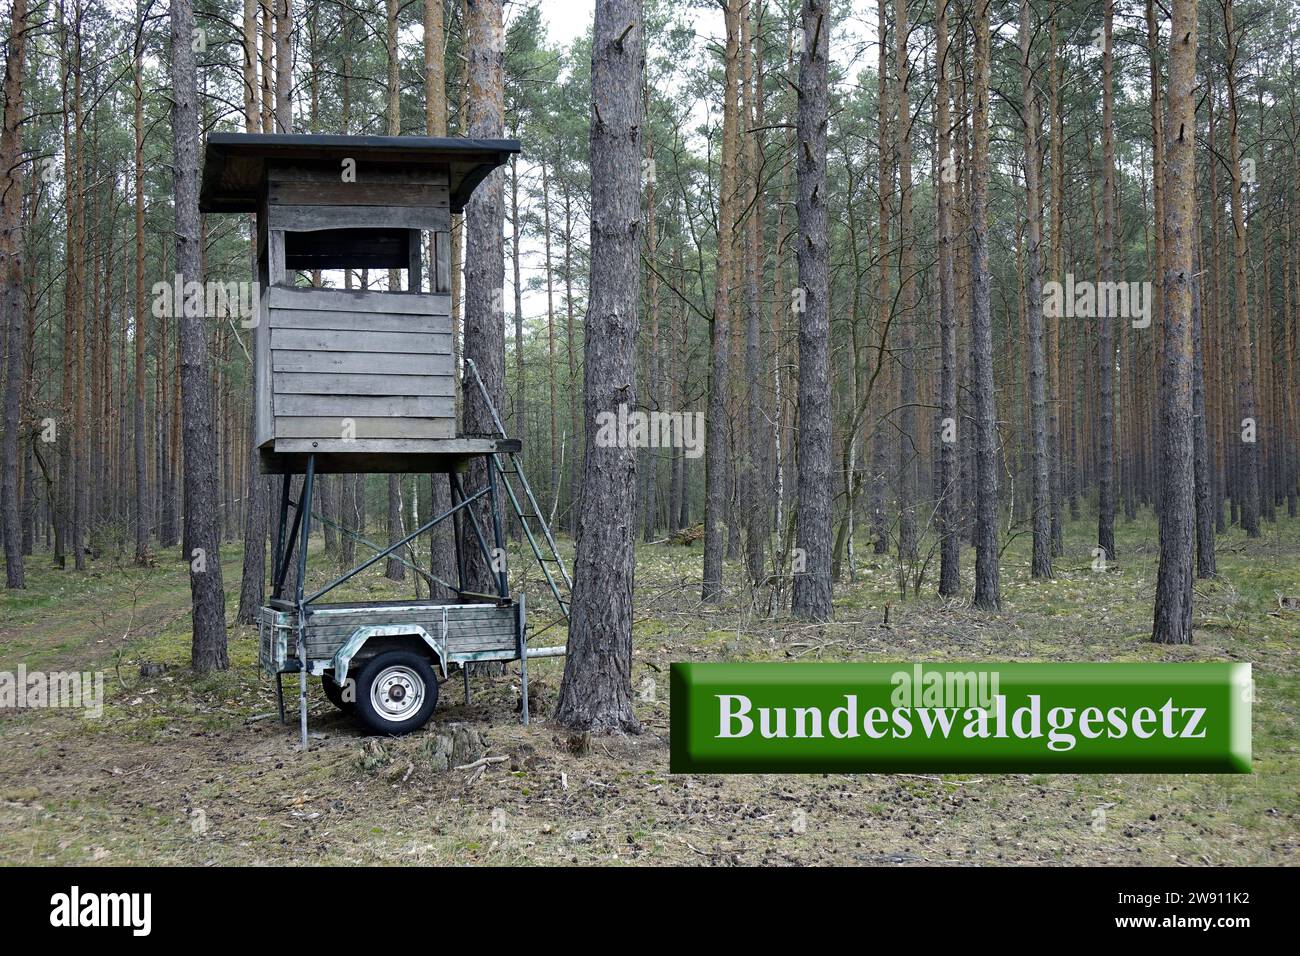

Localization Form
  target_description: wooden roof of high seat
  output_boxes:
[199,133,521,214]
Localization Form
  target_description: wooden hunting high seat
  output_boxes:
[200,134,573,744]
[199,132,521,475]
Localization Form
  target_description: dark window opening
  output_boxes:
[284,227,415,273]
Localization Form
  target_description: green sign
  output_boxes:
[670,662,1252,773]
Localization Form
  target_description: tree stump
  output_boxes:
[421,722,487,772]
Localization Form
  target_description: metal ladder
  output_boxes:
[464,359,572,625]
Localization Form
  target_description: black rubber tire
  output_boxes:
[321,674,355,712]
[352,651,439,736]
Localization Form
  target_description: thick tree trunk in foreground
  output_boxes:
[554,0,642,735]
[460,0,507,596]
[790,0,832,622]
[0,0,28,588]
[1153,0,1197,645]
[970,0,1000,611]
[171,0,228,671]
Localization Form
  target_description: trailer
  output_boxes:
[258,595,567,735]
[200,133,571,747]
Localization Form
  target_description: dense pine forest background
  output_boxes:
[0,0,1297,653]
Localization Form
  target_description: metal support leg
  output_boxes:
[296,456,316,752]
[276,673,286,724]
[517,593,529,726]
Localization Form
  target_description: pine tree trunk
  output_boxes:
[235,0,267,615]
[1223,0,1259,536]
[1152,0,1197,644]
[642,115,659,545]
[235,453,268,624]
[171,0,228,671]
[385,473,406,580]
[668,261,684,533]
[894,0,917,563]
[511,151,524,479]
[339,473,356,569]
[1020,0,1051,578]
[274,0,291,130]
[970,0,1000,610]
[770,62,791,572]
[1048,2,1064,556]
[74,26,88,573]
[542,161,559,514]
[1206,44,1228,533]
[53,17,73,571]
[318,475,336,554]
[790,0,832,622]
[1146,0,1165,519]
[563,183,579,535]
[384,0,407,581]
[1192,226,1217,578]
[871,0,892,557]
[741,1,766,584]
[553,0,642,735]
[702,0,740,604]
[936,0,959,597]
[460,0,507,595]
[1097,0,1117,562]
[0,0,28,588]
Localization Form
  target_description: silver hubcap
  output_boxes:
[369,665,425,722]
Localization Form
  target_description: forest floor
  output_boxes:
[1,512,1296,866]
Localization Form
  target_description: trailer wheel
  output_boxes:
[321,674,355,713]
[353,651,439,735]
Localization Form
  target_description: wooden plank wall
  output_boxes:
[254,160,457,453]
[267,286,455,447]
